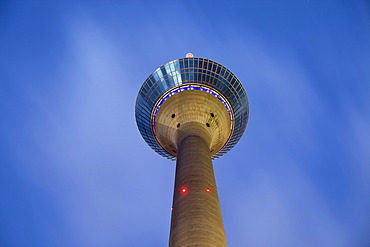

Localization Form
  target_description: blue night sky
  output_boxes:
[1,1,369,246]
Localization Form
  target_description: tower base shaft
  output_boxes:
[169,132,227,247]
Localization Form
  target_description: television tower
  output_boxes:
[135,54,249,246]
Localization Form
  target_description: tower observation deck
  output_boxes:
[135,54,249,246]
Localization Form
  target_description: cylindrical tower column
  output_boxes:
[169,123,227,247]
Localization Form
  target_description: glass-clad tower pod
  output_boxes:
[135,54,249,247]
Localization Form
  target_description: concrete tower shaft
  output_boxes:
[170,127,227,247]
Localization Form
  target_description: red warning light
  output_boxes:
[206,188,211,193]
[181,188,187,194]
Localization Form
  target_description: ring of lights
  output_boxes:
[151,84,235,157]
[151,83,234,134]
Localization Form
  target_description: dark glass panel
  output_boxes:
[161,67,167,76]
[230,77,236,87]
[141,87,148,95]
[216,66,221,74]
[236,83,242,92]
[193,58,198,68]
[224,71,229,80]
[211,63,216,72]
[144,82,151,91]
[203,61,208,69]
[145,79,152,89]
[168,75,174,85]
[199,59,203,68]
[210,75,216,85]
[151,89,160,99]
[189,59,193,68]
[150,76,156,85]
[163,77,170,89]
[195,73,202,82]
